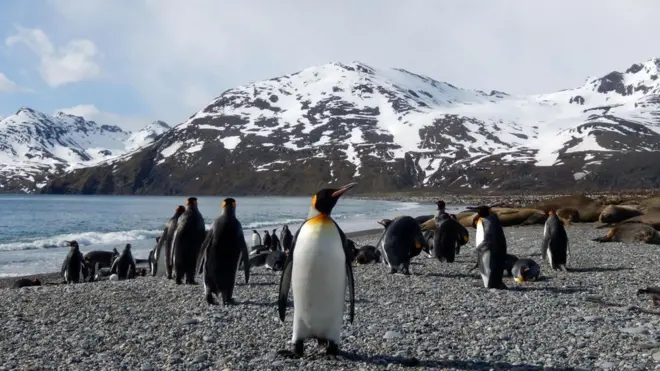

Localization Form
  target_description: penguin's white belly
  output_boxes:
[155,247,167,276]
[480,250,491,288]
[546,246,554,267]
[475,222,484,248]
[252,235,259,248]
[291,220,346,343]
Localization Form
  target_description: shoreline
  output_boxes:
[0,228,387,288]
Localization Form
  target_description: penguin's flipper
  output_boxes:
[237,222,250,285]
[333,219,356,323]
[196,229,213,275]
[278,226,301,322]
[540,232,551,260]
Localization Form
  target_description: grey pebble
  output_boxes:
[584,315,603,322]
[620,327,650,335]
[383,330,401,339]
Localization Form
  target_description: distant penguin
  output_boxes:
[12,277,41,289]
[421,230,434,258]
[110,244,137,280]
[84,249,120,282]
[377,216,429,275]
[277,182,357,358]
[271,228,281,251]
[263,230,272,251]
[171,197,206,285]
[153,205,186,278]
[61,241,86,284]
[469,205,507,289]
[252,230,262,248]
[512,258,541,283]
[198,198,250,305]
[432,212,463,263]
[281,225,294,253]
[265,250,287,271]
[541,210,569,271]
[355,245,381,264]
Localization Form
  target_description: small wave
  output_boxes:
[0,229,162,252]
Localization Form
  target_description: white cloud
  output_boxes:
[6,26,101,88]
[0,72,30,93]
[56,104,153,132]
[45,0,660,124]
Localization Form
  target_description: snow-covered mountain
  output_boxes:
[42,58,660,195]
[0,108,170,192]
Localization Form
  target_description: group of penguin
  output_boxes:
[50,182,571,358]
[60,241,147,284]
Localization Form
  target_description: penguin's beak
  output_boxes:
[332,182,358,198]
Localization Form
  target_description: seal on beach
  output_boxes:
[355,245,381,264]
[12,277,41,289]
[84,249,120,282]
[198,198,250,305]
[527,194,605,223]
[153,205,186,278]
[377,215,429,275]
[599,205,643,224]
[110,244,137,280]
[271,228,281,251]
[593,222,660,245]
[252,230,262,248]
[512,258,541,283]
[172,197,206,285]
[541,210,569,271]
[470,205,507,289]
[61,240,87,284]
[281,225,293,253]
[277,182,357,358]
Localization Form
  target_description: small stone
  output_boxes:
[183,318,199,325]
[193,353,208,363]
[620,327,650,335]
[584,316,603,322]
[383,331,401,339]
[653,351,660,361]
[203,336,216,343]
[600,361,615,370]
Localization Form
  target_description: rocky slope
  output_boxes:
[42,58,660,195]
[0,108,169,193]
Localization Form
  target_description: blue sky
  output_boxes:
[1,0,659,131]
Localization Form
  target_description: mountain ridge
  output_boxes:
[0,108,170,193]
[18,57,660,195]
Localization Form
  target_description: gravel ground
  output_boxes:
[2,224,660,370]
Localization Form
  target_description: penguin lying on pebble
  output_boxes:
[354,245,381,265]
[12,277,42,289]
[512,258,541,283]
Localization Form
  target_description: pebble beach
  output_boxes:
[2,224,660,370]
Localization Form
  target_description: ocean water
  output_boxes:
[0,194,465,277]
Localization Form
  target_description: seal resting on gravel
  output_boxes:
[598,205,643,224]
[593,222,660,245]
[526,195,605,223]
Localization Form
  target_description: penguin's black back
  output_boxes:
[205,214,245,291]
[63,247,84,282]
[433,218,460,262]
[546,215,568,265]
[382,216,427,266]
[174,208,206,268]
[83,250,115,268]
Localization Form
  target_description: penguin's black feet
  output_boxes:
[325,341,339,356]
[402,268,411,276]
[166,273,172,280]
[277,341,304,359]
[388,268,397,274]
[206,293,218,305]
[222,298,237,306]
[175,277,183,285]
[317,338,328,347]
[186,280,198,285]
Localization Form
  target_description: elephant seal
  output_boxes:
[598,205,643,224]
[527,195,605,223]
[593,222,660,245]
[556,208,580,224]
[425,207,545,230]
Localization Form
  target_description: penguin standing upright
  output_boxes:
[469,205,507,289]
[271,228,281,251]
[153,205,186,278]
[263,230,272,251]
[377,216,429,275]
[451,214,470,254]
[277,182,357,358]
[252,230,262,248]
[198,198,250,305]
[61,241,86,284]
[281,225,293,253]
[171,197,206,285]
[110,244,137,280]
[541,209,569,271]
[432,211,463,263]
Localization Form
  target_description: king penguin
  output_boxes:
[263,230,272,251]
[153,205,186,278]
[197,198,250,305]
[252,230,262,248]
[110,244,137,280]
[277,182,357,358]
[377,216,429,275]
[541,209,569,271]
[281,225,293,253]
[61,241,86,284]
[171,197,206,285]
[469,205,507,289]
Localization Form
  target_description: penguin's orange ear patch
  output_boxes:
[463,235,469,243]
[415,241,422,249]
[222,200,226,208]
